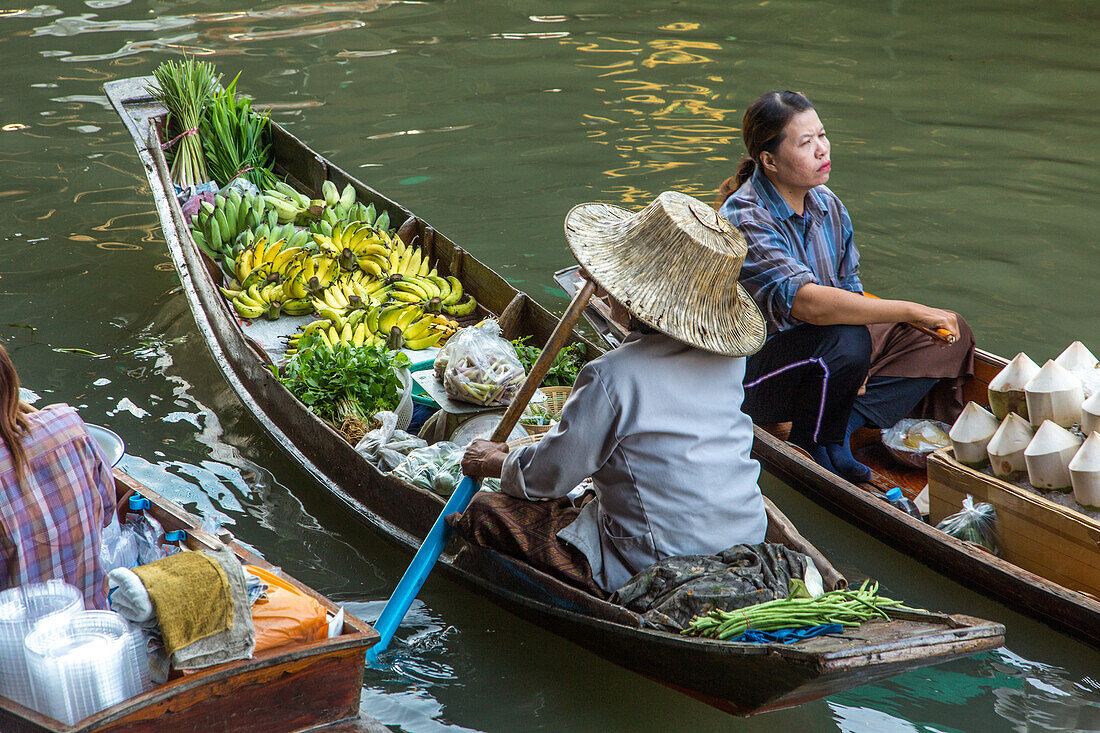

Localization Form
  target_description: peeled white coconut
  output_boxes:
[986,413,1035,480]
[1054,341,1098,372]
[987,352,1040,420]
[1024,360,1084,428]
[1024,420,1082,491]
[949,402,1000,468]
[1069,432,1100,508]
[1082,391,1100,436]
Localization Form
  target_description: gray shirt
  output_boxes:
[500,331,767,593]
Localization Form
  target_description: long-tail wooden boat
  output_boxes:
[555,264,1100,649]
[105,75,1004,716]
[0,468,386,733]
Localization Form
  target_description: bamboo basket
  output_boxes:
[507,433,545,450]
[521,386,572,436]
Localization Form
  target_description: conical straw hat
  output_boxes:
[564,190,766,357]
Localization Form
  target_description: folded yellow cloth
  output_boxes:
[132,550,233,655]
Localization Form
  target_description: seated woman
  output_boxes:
[0,343,114,608]
[456,191,769,597]
[717,90,975,483]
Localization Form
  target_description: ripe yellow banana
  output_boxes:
[442,276,463,305]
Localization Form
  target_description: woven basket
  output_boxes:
[507,433,545,450]
[521,386,572,436]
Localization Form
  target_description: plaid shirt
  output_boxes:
[0,405,113,608]
[719,167,862,335]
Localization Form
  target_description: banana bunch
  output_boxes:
[220,238,314,319]
[313,221,392,275]
[263,181,326,225]
[227,282,285,321]
[284,308,385,356]
[307,181,385,237]
[283,253,340,298]
[190,189,268,267]
[310,271,390,313]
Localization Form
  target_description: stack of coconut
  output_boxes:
[949,341,1100,509]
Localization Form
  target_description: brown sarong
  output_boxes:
[866,317,976,424]
[453,492,606,598]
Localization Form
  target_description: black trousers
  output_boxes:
[743,324,871,445]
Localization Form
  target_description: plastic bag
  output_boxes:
[393,441,465,495]
[442,322,526,406]
[101,512,139,572]
[355,410,429,472]
[245,565,329,653]
[433,319,502,381]
[935,495,999,554]
[124,511,166,566]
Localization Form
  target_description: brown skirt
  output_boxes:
[453,492,606,598]
[866,317,976,424]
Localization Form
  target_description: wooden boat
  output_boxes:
[0,468,386,733]
[555,267,1100,649]
[104,75,1004,716]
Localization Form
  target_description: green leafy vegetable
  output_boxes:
[273,334,410,427]
[148,57,220,188]
[199,72,278,190]
[512,336,583,388]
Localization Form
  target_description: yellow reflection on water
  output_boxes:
[561,28,738,202]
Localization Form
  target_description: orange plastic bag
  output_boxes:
[246,565,329,653]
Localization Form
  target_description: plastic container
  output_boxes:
[884,487,924,521]
[24,610,148,725]
[0,581,83,710]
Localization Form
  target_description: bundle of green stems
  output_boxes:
[148,57,219,189]
[681,581,920,641]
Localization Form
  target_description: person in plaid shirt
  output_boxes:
[717,91,974,484]
[0,344,114,608]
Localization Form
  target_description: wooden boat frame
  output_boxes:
[105,76,1003,716]
[0,470,382,733]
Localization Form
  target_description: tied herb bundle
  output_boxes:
[512,336,583,388]
[681,580,920,641]
[199,72,278,191]
[273,333,410,432]
[148,57,220,188]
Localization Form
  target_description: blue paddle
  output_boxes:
[367,278,597,661]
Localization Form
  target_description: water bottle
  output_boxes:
[121,495,166,565]
[162,530,186,556]
[885,487,924,522]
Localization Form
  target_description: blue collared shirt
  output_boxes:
[719,167,862,334]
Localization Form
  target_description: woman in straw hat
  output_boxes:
[456,191,770,597]
[716,90,975,483]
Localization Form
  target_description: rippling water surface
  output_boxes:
[2,1,1099,730]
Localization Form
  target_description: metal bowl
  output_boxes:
[84,424,125,467]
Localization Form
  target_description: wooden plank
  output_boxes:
[928,451,1100,596]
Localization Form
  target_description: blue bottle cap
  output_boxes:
[128,494,145,511]
[165,530,186,543]
[885,487,903,501]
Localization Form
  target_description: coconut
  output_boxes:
[1023,420,1082,491]
[948,402,1000,468]
[986,352,1040,420]
[1082,391,1100,436]
[1054,341,1098,372]
[986,413,1035,480]
[1024,360,1084,428]
[1069,432,1100,508]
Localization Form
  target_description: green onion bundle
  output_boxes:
[148,57,220,188]
[199,72,278,191]
[681,581,921,641]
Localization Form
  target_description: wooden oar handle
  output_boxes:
[490,279,598,442]
[862,292,957,344]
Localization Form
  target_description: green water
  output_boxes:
[2,0,1099,729]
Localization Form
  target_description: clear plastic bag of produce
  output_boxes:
[392,441,465,496]
[355,410,428,472]
[442,322,526,407]
[434,319,497,381]
[934,494,999,554]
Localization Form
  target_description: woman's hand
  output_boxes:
[461,439,509,479]
[906,305,960,340]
